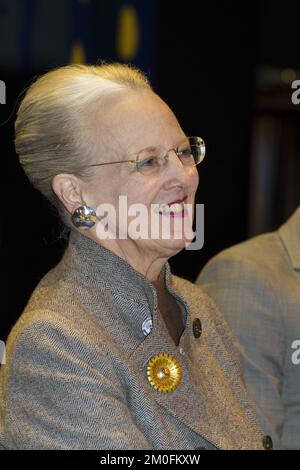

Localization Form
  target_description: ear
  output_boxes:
[51,174,84,214]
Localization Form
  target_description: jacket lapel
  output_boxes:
[128,298,261,450]
[128,310,224,449]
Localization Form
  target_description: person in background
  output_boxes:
[197,207,300,449]
[0,63,268,450]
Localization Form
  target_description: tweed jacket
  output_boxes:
[197,207,300,450]
[0,230,265,450]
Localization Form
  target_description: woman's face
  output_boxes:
[81,89,199,260]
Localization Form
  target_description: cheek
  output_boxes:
[82,170,118,205]
[125,176,157,206]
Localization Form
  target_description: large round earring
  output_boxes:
[71,205,97,229]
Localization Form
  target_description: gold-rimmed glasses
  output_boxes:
[83,136,206,176]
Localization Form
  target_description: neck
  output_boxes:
[84,232,168,282]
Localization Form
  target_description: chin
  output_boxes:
[159,237,191,254]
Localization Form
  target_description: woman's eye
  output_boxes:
[178,148,192,158]
[137,156,159,168]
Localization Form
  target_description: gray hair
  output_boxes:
[15,63,151,232]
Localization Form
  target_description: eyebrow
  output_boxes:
[134,137,189,155]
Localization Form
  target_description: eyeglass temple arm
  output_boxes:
[84,159,137,169]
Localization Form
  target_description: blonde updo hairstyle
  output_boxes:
[14,63,151,232]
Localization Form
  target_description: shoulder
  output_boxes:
[199,230,290,286]
[6,307,106,359]
[209,231,284,269]
[197,233,287,334]
[4,291,117,391]
[10,256,114,348]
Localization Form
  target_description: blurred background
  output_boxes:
[1,0,300,341]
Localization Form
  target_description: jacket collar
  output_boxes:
[60,229,178,341]
[63,229,171,296]
[278,206,300,270]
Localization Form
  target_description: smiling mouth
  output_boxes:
[153,197,189,216]
[157,201,185,214]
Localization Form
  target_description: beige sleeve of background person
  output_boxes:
[197,250,285,450]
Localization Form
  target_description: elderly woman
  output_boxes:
[0,64,269,450]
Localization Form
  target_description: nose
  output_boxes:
[161,149,191,188]
[164,148,195,180]
[166,149,185,171]
[162,148,199,192]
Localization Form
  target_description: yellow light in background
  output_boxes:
[281,68,297,84]
[117,5,140,60]
[70,41,86,64]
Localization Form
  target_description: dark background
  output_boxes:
[1,0,300,341]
